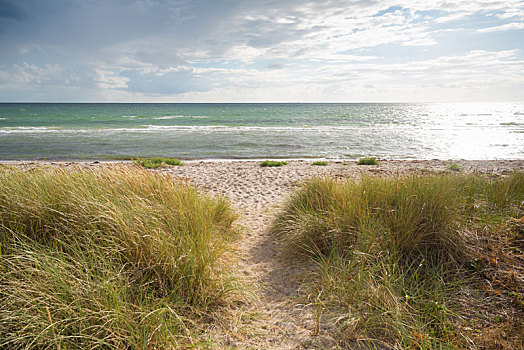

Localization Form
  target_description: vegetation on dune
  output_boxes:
[272,172,524,349]
[357,156,378,165]
[1,162,522,349]
[0,166,240,349]
[312,161,328,166]
[447,162,462,172]
[259,160,287,167]
[134,157,183,168]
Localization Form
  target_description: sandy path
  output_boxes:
[162,161,325,348]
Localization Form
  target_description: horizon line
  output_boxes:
[1,101,522,104]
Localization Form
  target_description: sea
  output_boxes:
[0,103,522,160]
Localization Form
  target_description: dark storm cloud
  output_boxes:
[0,0,338,57]
[0,0,25,22]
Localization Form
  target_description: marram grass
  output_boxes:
[446,162,462,172]
[0,165,240,349]
[312,161,328,166]
[135,157,183,168]
[357,156,378,165]
[272,172,524,349]
[259,160,287,167]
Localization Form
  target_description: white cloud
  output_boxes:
[13,63,62,84]
[478,22,524,32]
[434,11,470,23]
[130,48,521,102]
[94,69,128,89]
[494,8,524,19]
[1,0,523,101]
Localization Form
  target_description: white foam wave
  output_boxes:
[0,125,332,134]
[0,126,59,134]
[0,124,412,135]
[140,124,364,132]
[122,115,138,118]
[153,115,209,119]
[154,115,185,120]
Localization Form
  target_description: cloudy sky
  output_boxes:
[0,0,523,102]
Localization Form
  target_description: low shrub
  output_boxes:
[312,161,328,166]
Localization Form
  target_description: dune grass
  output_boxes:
[135,157,183,168]
[312,161,328,166]
[259,160,287,167]
[446,162,462,172]
[357,156,378,165]
[272,173,524,348]
[0,165,240,349]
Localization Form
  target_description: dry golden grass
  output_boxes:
[272,173,524,349]
[0,165,242,349]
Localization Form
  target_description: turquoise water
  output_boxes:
[0,103,522,160]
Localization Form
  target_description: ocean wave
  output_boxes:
[122,115,138,118]
[153,115,209,120]
[0,123,437,136]
[459,113,493,117]
[0,124,419,135]
[139,124,372,132]
[0,118,6,120]
[142,124,310,131]
[0,124,357,134]
[154,115,185,119]
[143,125,227,130]
[0,126,60,134]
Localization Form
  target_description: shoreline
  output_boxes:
[2,157,523,163]
[3,158,523,226]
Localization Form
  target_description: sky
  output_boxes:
[0,0,523,102]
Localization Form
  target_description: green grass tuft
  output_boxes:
[357,157,378,165]
[312,161,328,166]
[446,162,462,172]
[260,160,287,167]
[135,157,183,168]
[0,165,240,348]
[271,172,524,348]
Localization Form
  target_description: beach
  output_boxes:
[3,1,524,346]
[7,159,524,212]
[3,158,523,348]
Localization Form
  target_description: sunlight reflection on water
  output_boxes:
[0,102,522,160]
